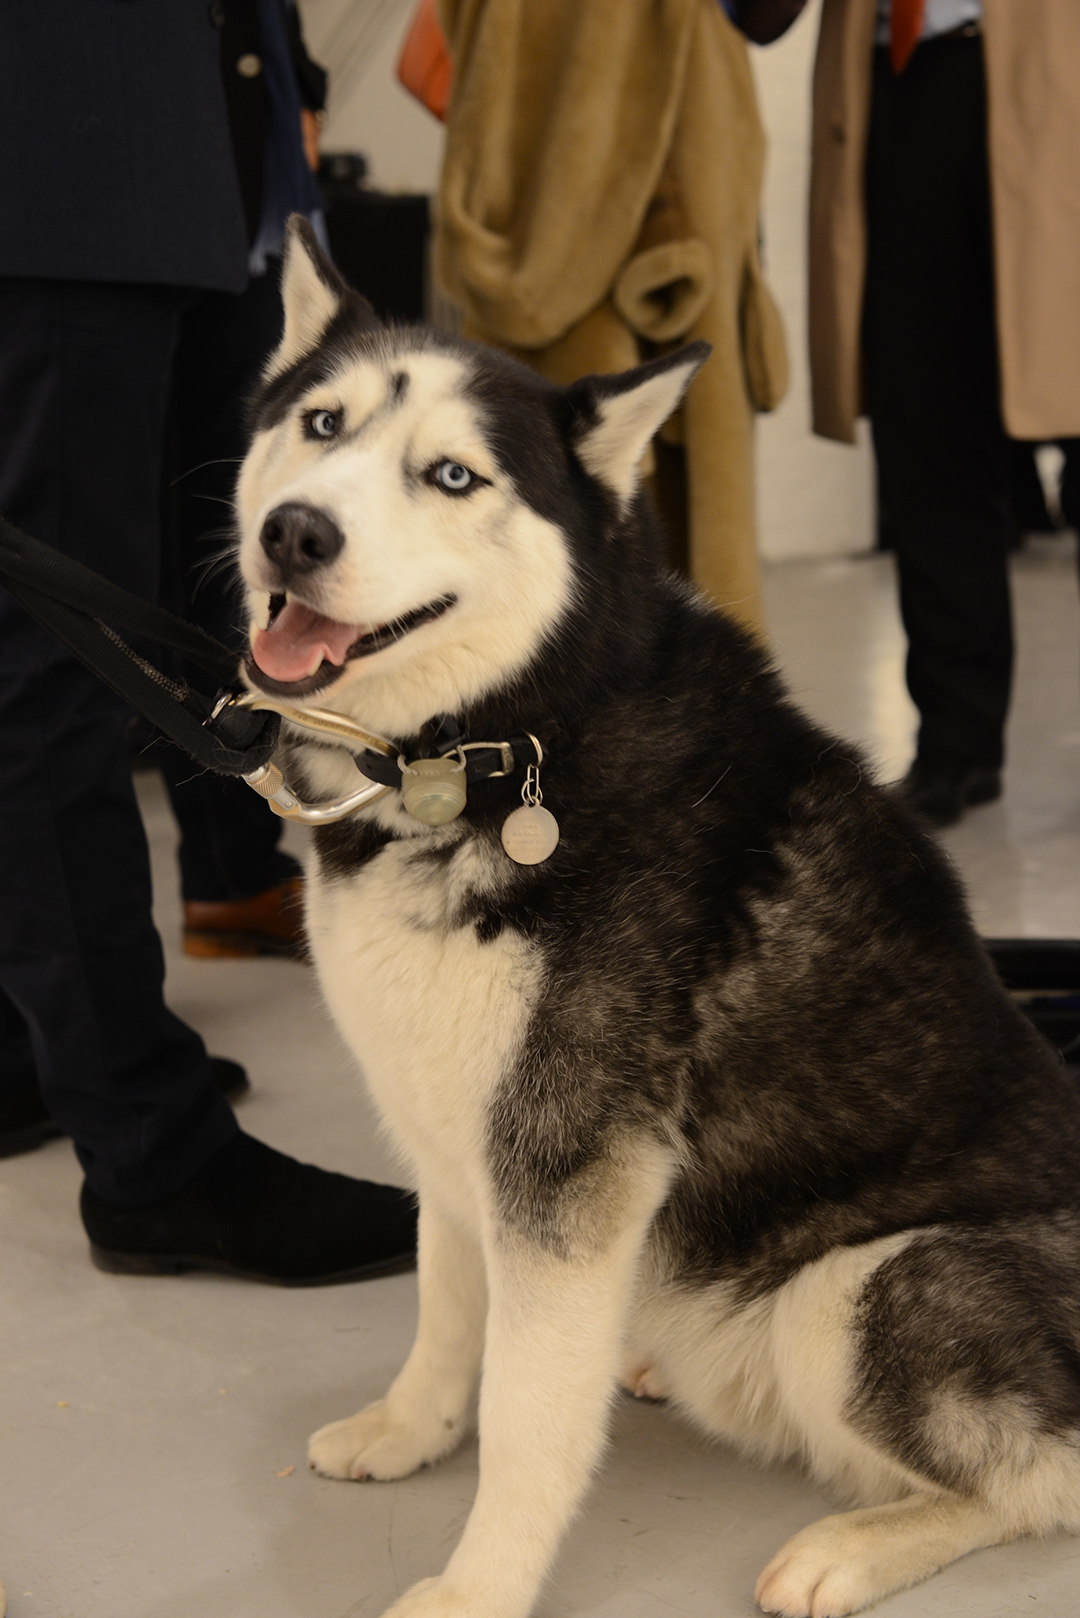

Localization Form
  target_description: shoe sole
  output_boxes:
[184,929,308,961]
[0,1119,63,1159]
[87,1242,416,1287]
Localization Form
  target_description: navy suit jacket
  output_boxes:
[0,0,250,292]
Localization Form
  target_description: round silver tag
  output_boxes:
[500,804,560,865]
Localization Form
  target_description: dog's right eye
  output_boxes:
[430,460,481,495]
[304,409,340,441]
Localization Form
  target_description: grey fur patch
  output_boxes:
[848,1217,1080,1493]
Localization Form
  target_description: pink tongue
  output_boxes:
[251,601,363,682]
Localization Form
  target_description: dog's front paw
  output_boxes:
[308,1399,459,1481]
[755,1516,893,1618]
[380,1576,489,1618]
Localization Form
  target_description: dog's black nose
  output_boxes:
[260,502,345,582]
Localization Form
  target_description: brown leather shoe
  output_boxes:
[183,877,306,959]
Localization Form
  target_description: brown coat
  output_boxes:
[434,0,787,636]
[809,0,1080,443]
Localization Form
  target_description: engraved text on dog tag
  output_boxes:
[501,804,560,865]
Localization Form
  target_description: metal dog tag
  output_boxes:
[501,804,560,865]
[501,756,559,864]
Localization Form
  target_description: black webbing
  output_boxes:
[0,515,279,775]
[350,733,541,789]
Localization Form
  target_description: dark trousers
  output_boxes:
[864,34,1013,769]
[157,269,299,902]
[0,276,284,1201]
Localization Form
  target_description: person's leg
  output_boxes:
[1007,440,1055,539]
[159,267,300,913]
[0,277,239,1201]
[0,984,61,1157]
[0,276,416,1280]
[864,36,1013,796]
[1059,439,1080,534]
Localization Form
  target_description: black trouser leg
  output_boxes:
[0,278,238,1201]
[1059,439,1080,534]
[864,36,1012,770]
[0,985,35,1089]
[157,265,300,902]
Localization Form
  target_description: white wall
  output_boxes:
[751,0,876,560]
[299,0,444,192]
[298,0,874,559]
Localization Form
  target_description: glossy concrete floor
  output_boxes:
[3,544,1080,1618]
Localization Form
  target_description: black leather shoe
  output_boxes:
[80,1130,418,1285]
[896,755,1001,829]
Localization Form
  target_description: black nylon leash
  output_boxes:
[0,515,280,775]
[0,517,543,803]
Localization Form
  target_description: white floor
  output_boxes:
[765,538,1080,938]
[3,545,1080,1618]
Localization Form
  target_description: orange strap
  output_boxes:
[397,0,454,123]
[890,0,928,73]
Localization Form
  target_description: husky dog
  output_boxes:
[235,219,1080,1618]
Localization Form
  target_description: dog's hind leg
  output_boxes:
[755,1491,1001,1616]
[309,1197,486,1481]
[754,1223,1080,1616]
[376,1140,675,1618]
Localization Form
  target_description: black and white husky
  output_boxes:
[235,219,1080,1618]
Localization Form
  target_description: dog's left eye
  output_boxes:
[305,409,340,440]
[431,460,477,495]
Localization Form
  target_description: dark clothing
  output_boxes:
[863,34,1013,769]
[0,2,249,292]
[0,1,327,1198]
[219,0,272,244]
[1064,443,1080,533]
[0,277,239,1203]
[729,0,810,46]
[248,0,327,271]
[218,0,329,246]
[159,268,299,903]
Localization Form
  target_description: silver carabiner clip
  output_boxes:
[240,758,391,824]
[218,690,398,825]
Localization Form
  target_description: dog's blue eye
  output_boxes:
[307,410,339,440]
[433,460,475,494]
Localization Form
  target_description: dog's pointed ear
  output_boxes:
[568,342,710,505]
[266,216,374,378]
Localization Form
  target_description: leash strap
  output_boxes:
[0,515,280,775]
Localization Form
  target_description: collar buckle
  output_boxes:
[460,739,515,778]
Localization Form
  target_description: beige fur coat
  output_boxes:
[434,0,787,636]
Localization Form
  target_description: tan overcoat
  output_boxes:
[434,0,787,637]
[809,0,1080,443]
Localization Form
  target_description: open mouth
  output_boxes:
[245,592,455,697]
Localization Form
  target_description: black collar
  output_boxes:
[353,714,543,790]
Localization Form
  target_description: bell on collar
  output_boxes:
[401,753,468,825]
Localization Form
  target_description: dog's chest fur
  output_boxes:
[305,828,541,1220]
